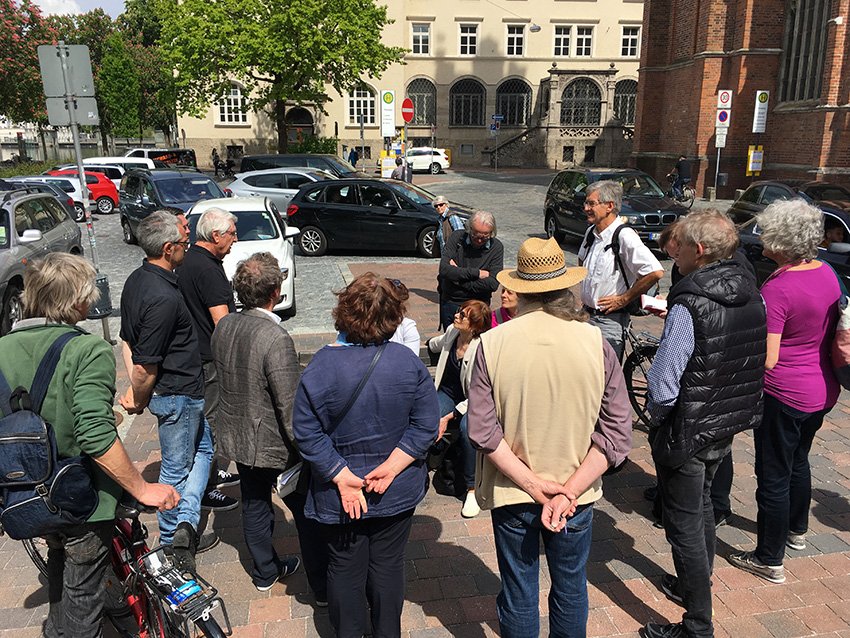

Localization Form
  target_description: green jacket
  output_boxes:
[0,321,121,522]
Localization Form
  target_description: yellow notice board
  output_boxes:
[746,145,764,176]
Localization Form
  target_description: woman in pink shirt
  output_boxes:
[730,200,841,585]
[491,286,518,327]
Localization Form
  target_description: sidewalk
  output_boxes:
[2,261,850,637]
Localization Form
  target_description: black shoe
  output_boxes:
[644,485,658,502]
[660,574,683,605]
[195,530,220,554]
[201,488,239,511]
[714,510,732,529]
[641,622,686,638]
[255,556,301,592]
[172,522,197,573]
[211,469,240,489]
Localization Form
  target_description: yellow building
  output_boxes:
[178,0,644,169]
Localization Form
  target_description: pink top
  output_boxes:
[761,262,841,412]
[491,307,513,328]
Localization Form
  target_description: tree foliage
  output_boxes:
[156,0,405,151]
[0,0,57,123]
[98,33,139,138]
[118,0,162,47]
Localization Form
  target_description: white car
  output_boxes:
[187,197,299,316]
[226,167,333,210]
[14,175,90,222]
[51,163,125,190]
[405,147,450,174]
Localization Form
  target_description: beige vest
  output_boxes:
[475,308,606,509]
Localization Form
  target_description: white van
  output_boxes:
[124,148,197,168]
[85,156,157,171]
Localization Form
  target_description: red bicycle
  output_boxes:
[22,501,230,638]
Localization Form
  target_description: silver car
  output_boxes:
[226,167,333,209]
[0,189,83,334]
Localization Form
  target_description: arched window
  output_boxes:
[348,85,376,126]
[450,79,486,126]
[496,79,532,126]
[613,79,637,125]
[407,78,436,126]
[217,84,249,124]
[560,79,601,126]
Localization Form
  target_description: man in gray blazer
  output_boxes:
[211,252,327,599]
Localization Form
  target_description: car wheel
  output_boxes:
[430,162,441,175]
[122,218,137,245]
[1,282,22,336]
[417,227,437,258]
[73,203,86,223]
[96,197,114,214]
[298,226,327,256]
[545,213,565,242]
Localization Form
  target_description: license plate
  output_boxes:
[648,232,661,241]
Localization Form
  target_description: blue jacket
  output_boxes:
[293,342,439,524]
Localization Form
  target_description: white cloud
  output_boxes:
[33,0,83,16]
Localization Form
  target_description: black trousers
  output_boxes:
[236,463,328,596]
[322,509,415,638]
[652,446,733,523]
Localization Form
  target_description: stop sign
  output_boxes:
[401,97,414,123]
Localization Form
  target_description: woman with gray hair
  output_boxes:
[730,199,841,585]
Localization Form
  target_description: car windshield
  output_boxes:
[157,177,224,203]
[325,157,358,174]
[387,182,436,205]
[606,173,666,197]
[189,209,279,241]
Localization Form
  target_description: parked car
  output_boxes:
[240,153,370,178]
[186,197,299,316]
[405,147,450,174]
[124,148,198,167]
[226,167,334,209]
[49,163,125,190]
[286,178,471,258]
[727,180,850,225]
[740,206,850,288]
[119,169,226,244]
[13,175,89,222]
[0,179,77,219]
[85,155,161,170]
[0,187,83,334]
[47,169,119,215]
[544,168,689,245]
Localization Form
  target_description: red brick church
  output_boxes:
[632,0,849,198]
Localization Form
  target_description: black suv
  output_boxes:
[240,153,369,178]
[119,169,225,244]
[544,168,688,245]
[727,180,850,225]
[0,187,83,334]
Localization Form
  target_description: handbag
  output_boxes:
[275,344,385,499]
[821,262,850,389]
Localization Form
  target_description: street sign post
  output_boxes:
[752,90,769,133]
[714,91,733,195]
[715,109,731,128]
[401,98,414,123]
[716,90,733,109]
[380,90,395,140]
[747,145,764,176]
[715,130,727,148]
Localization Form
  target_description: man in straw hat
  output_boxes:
[467,237,632,638]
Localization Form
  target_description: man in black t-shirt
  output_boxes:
[176,207,240,512]
[669,154,691,199]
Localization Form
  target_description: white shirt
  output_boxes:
[255,307,282,324]
[577,219,662,309]
[390,317,421,354]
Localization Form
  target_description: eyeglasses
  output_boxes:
[455,309,469,319]
[170,240,190,248]
[221,229,238,237]
[470,230,491,240]
[386,278,403,288]
[435,202,448,208]
[584,199,608,208]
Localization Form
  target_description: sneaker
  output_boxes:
[315,597,328,608]
[461,491,481,518]
[786,533,807,551]
[728,550,785,584]
[171,522,197,573]
[211,468,240,489]
[255,556,301,592]
[659,573,683,605]
[195,530,220,554]
[201,488,239,511]
[640,621,686,638]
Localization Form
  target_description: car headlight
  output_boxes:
[280,267,289,281]
[619,215,640,225]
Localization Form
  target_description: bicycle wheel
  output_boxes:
[682,187,696,209]
[623,344,658,429]
[195,617,227,638]
[142,586,191,638]
[23,537,49,578]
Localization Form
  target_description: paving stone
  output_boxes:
[756,609,814,638]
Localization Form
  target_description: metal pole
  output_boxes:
[359,114,364,170]
[494,128,499,174]
[714,147,721,193]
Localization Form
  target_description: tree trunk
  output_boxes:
[99,125,109,155]
[275,98,288,153]
[37,124,48,162]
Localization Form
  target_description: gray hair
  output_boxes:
[232,252,283,310]
[587,180,623,213]
[137,209,182,258]
[517,288,587,322]
[470,210,497,237]
[196,207,237,242]
[678,209,739,263]
[22,253,99,323]
[757,199,823,262]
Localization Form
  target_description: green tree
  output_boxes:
[127,41,176,141]
[118,0,162,47]
[156,0,405,152]
[0,0,57,124]
[98,33,139,138]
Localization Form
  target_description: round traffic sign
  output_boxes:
[401,97,414,123]
[719,90,732,105]
[718,110,729,123]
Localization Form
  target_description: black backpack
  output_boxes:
[582,224,651,316]
[0,331,99,539]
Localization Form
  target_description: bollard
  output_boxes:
[87,273,115,344]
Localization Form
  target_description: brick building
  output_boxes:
[632,0,849,198]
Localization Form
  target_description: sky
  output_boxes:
[33,0,125,18]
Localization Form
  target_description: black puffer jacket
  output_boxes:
[653,259,766,467]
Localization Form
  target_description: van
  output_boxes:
[124,148,198,168]
[85,156,158,171]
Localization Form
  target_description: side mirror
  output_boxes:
[140,195,151,207]
[284,226,300,239]
[19,229,43,243]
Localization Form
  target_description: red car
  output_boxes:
[47,169,119,215]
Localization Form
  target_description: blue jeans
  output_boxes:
[437,390,476,489]
[491,502,593,638]
[149,394,214,544]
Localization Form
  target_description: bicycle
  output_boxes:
[666,174,696,210]
[22,500,230,638]
[622,325,659,429]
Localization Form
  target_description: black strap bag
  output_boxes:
[582,225,653,316]
[0,331,100,539]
